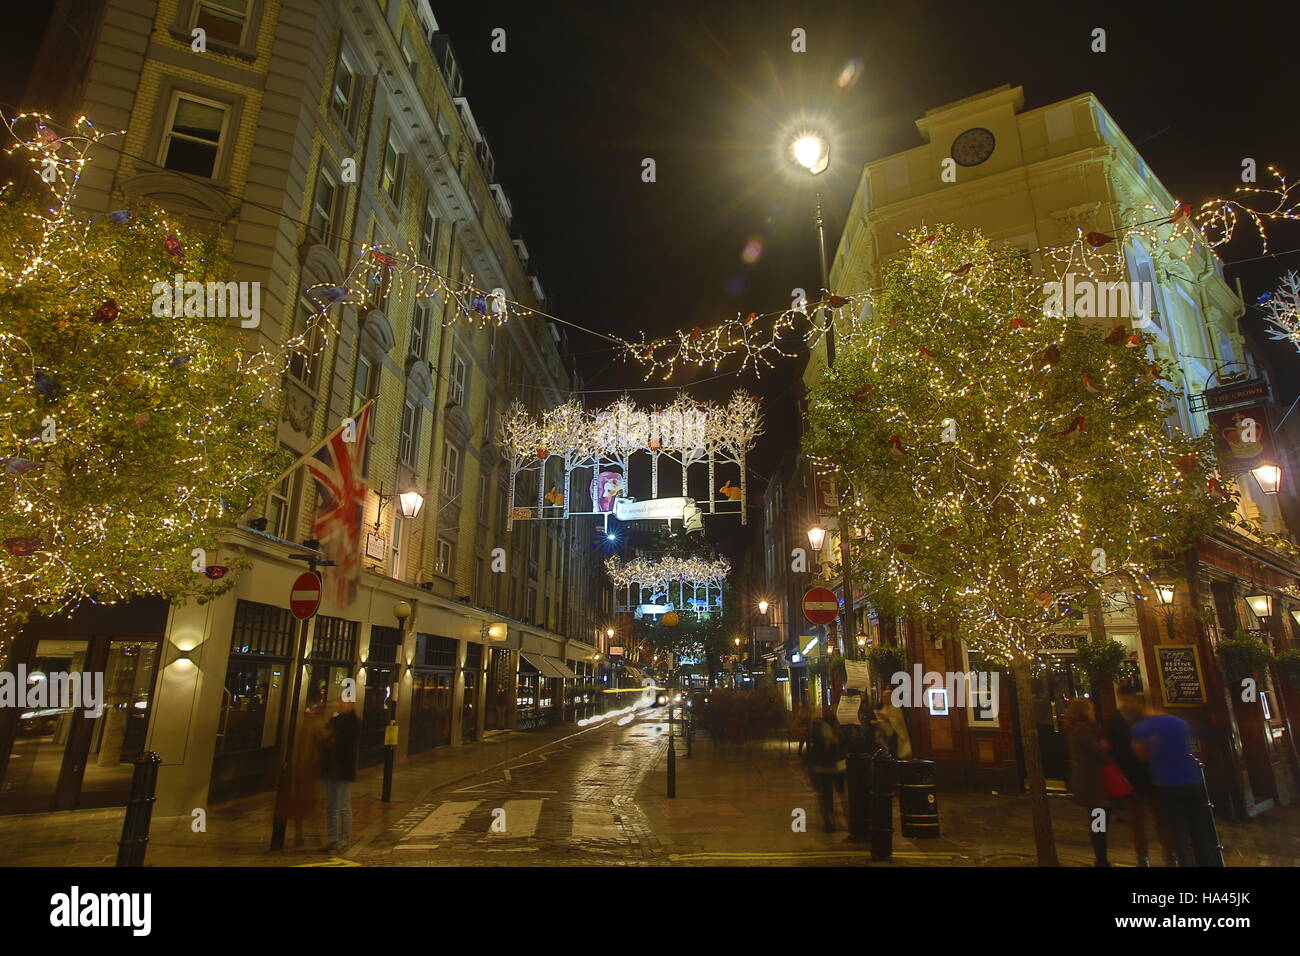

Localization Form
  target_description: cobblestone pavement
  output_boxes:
[346,707,673,866]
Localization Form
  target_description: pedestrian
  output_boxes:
[802,708,847,832]
[1130,700,1216,866]
[1065,697,1112,866]
[872,696,913,759]
[1106,693,1167,866]
[321,699,361,853]
[286,702,327,848]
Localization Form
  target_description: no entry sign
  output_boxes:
[290,571,322,620]
[802,586,839,626]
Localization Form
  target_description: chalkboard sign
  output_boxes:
[1156,645,1206,706]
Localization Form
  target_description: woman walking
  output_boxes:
[1065,697,1113,866]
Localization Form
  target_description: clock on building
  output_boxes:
[950,127,996,166]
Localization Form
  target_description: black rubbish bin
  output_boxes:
[846,752,872,842]
[898,759,940,838]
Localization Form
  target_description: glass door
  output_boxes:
[0,638,159,813]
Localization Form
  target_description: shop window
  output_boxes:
[308,616,358,707]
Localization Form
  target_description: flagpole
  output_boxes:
[260,398,377,494]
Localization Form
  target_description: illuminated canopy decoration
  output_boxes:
[605,555,730,617]
[500,391,761,528]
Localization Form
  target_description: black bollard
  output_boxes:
[845,752,872,842]
[667,734,677,798]
[1193,759,1225,867]
[869,753,897,861]
[116,751,162,867]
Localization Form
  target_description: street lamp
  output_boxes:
[790,132,830,175]
[758,599,769,615]
[1245,593,1275,623]
[807,525,828,554]
[1251,463,1282,495]
[1154,581,1178,642]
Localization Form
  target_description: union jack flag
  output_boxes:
[307,402,373,606]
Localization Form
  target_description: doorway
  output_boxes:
[0,637,160,813]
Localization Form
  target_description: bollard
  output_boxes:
[845,752,872,842]
[1193,759,1225,867]
[685,713,693,758]
[381,720,398,803]
[898,759,940,838]
[667,734,677,798]
[116,751,162,867]
[869,753,897,861]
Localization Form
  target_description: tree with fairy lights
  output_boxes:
[0,115,289,648]
[804,223,1235,866]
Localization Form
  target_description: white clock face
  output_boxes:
[951,127,996,166]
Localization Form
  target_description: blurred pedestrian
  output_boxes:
[286,702,327,847]
[1065,697,1112,866]
[803,708,847,832]
[321,699,361,852]
[1131,700,1214,866]
[872,696,913,759]
[1107,693,1167,866]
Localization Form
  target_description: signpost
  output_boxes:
[272,569,323,850]
[803,587,839,626]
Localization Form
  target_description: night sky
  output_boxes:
[2,0,1297,558]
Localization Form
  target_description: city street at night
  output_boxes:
[1,0,1298,940]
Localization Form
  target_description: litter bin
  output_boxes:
[845,752,872,842]
[898,759,940,838]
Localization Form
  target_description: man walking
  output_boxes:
[1131,699,1219,866]
[321,699,361,853]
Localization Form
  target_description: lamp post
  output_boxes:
[1154,582,1178,643]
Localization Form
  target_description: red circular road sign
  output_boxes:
[290,571,322,620]
[802,587,840,626]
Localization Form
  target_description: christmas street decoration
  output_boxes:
[605,554,729,617]
[500,390,761,528]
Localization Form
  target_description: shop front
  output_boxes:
[463,642,484,741]
[409,633,457,755]
[0,598,167,814]
[359,625,402,769]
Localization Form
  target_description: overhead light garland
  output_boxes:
[604,554,731,590]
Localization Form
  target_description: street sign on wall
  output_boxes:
[290,571,322,620]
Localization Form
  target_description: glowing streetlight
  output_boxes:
[758,599,769,615]
[791,132,830,175]
[807,526,828,553]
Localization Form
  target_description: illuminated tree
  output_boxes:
[0,116,288,647]
[804,223,1234,865]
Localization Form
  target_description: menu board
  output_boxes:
[1156,645,1206,706]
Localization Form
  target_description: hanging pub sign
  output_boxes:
[1156,645,1207,706]
[1208,403,1276,475]
[1203,378,1269,410]
[812,463,838,516]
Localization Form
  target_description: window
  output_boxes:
[309,166,340,251]
[435,538,454,577]
[476,556,486,600]
[264,457,298,539]
[193,0,249,46]
[409,301,431,360]
[390,518,408,579]
[399,398,421,467]
[437,111,451,143]
[441,441,461,498]
[481,397,494,446]
[353,354,377,412]
[420,205,439,263]
[287,297,322,388]
[161,93,227,178]
[331,49,360,132]
[400,25,419,81]
[381,123,405,205]
[478,472,490,523]
[449,353,467,406]
[525,586,537,622]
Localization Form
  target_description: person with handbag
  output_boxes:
[1066,697,1129,866]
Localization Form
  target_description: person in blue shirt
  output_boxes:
[1130,699,1215,866]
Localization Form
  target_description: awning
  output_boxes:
[520,653,571,680]
[551,659,579,679]
[622,665,646,682]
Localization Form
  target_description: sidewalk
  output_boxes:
[0,722,603,867]
[637,731,1300,866]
